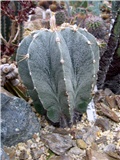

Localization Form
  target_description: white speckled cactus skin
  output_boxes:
[16,25,99,127]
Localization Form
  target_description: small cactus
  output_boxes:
[55,11,66,26]
[84,15,107,39]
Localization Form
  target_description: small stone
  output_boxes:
[73,129,85,139]
[105,96,117,109]
[116,131,120,140]
[17,143,27,151]
[19,150,29,159]
[30,143,38,148]
[91,142,98,151]
[31,148,43,159]
[15,150,21,156]
[68,146,84,155]
[32,133,38,140]
[105,151,120,160]
[95,118,111,131]
[95,136,107,145]
[26,139,33,148]
[96,103,119,122]
[0,146,10,160]
[83,126,100,145]
[115,95,120,109]
[53,128,70,135]
[49,155,73,160]
[41,133,73,155]
[104,144,116,153]
[35,137,40,143]
[4,146,16,159]
[76,139,87,149]
[86,149,110,160]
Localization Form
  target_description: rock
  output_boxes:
[95,136,107,145]
[104,144,116,153]
[116,131,120,140]
[76,139,87,149]
[1,87,14,98]
[105,96,117,109]
[19,150,29,159]
[4,146,16,160]
[82,126,100,145]
[0,143,10,160]
[115,95,120,109]
[68,146,84,155]
[53,128,70,135]
[1,93,40,146]
[49,155,74,160]
[94,90,105,103]
[31,148,43,159]
[86,149,113,160]
[104,144,120,160]
[72,129,85,140]
[96,103,119,122]
[91,142,98,150]
[41,133,73,155]
[67,146,85,160]
[95,118,111,131]
[106,152,120,160]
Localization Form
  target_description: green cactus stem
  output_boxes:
[16,30,45,114]
[16,24,99,127]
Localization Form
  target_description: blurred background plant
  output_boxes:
[1,0,36,56]
[1,0,36,100]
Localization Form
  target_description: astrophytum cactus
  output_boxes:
[16,24,99,127]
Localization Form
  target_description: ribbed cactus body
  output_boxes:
[78,28,99,73]
[16,30,45,114]
[16,26,99,127]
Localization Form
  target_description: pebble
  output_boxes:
[104,144,116,153]
[3,93,120,160]
[68,146,84,155]
[41,133,73,155]
[96,103,119,122]
[76,139,87,149]
[82,126,100,145]
[95,117,111,131]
